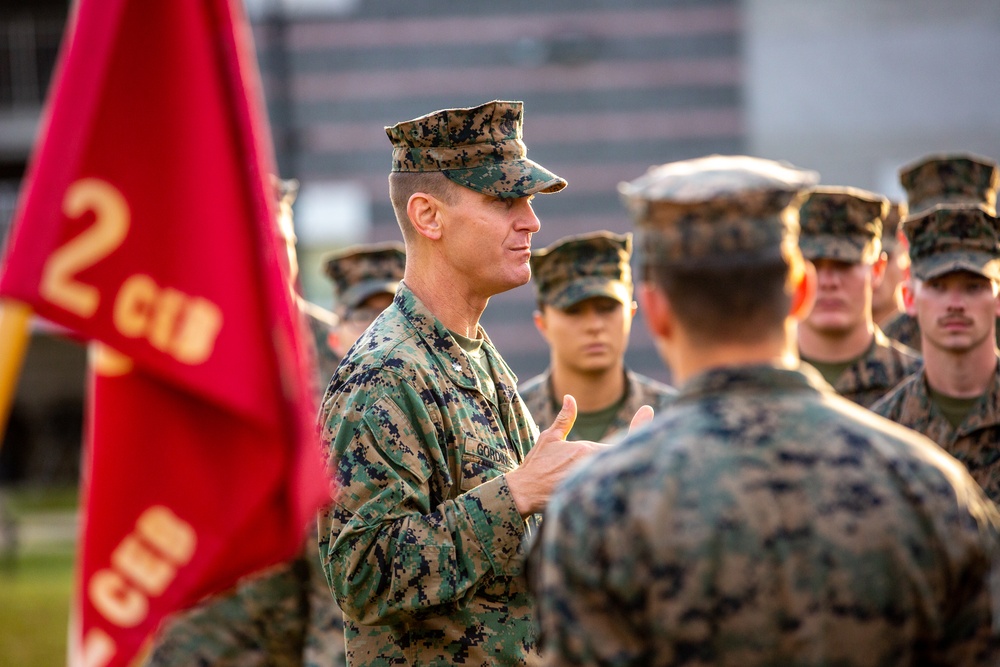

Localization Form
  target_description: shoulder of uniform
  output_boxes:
[517,371,549,394]
[627,369,677,394]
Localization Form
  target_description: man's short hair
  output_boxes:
[644,256,793,345]
[388,171,456,241]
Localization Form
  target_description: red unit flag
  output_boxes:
[0,1,331,665]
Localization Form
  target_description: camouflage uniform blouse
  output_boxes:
[518,368,675,441]
[534,364,1000,666]
[881,311,923,352]
[143,528,346,667]
[804,327,921,409]
[873,355,1000,502]
[317,283,540,666]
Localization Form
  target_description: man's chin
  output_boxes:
[805,319,853,338]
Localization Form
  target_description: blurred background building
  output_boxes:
[1,0,999,483]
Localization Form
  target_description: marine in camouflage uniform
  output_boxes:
[318,101,608,666]
[144,179,348,667]
[321,242,406,362]
[795,187,920,408]
[883,152,999,351]
[532,155,1000,666]
[519,231,675,441]
[871,200,909,330]
[873,204,1000,502]
[145,532,345,667]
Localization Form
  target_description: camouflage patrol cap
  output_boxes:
[797,186,888,264]
[385,100,567,199]
[530,231,633,310]
[904,204,1000,281]
[618,155,819,269]
[899,152,998,216]
[881,200,907,253]
[322,242,406,311]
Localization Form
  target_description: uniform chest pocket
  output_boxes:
[459,438,516,491]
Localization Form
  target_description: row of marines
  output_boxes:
[143,101,1000,666]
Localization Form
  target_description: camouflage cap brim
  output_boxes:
[342,279,401,311]
[443,158,567,199]
[544,277,632,310]
[799,235,869,264]
[912,253,1000,281]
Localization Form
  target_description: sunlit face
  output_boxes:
[803,258,875,337]
[535,296,636,375]
[909,271,1000,354]
[329,291,395,357]
[439,185,541,298]
[872,246,908,318]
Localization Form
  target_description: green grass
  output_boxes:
[0,546,76,666]
[4,484,81,514]
[0,485,79,666]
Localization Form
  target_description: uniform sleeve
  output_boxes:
[318,375,527,626]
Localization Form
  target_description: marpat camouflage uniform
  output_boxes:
[519,368,673,442]
[385,101,564,199]
[317,283,541,666]
[881,311,922,352]
[795,186,922,408]
[872,203,1000,503]
[144,181,349,667]
[885,153,1000,352]
[533,155,1000,666]
[899,152,998,217]
[144,529,346,667]
[808,326,921,408]
[874,356,1000,502]
[322,243,406,317]
[538,363,1000,666]
[521,231,675,439]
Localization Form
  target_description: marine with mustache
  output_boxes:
[873,203,1000,502]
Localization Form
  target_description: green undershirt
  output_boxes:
[928,387,980,429]
[801,357,855,388]
[450,330,495,399]
[558,392,627,442]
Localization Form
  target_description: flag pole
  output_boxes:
[0,298,32,448]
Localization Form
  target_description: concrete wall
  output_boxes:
[745,0,1000,199]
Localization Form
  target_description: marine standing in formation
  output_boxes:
[795,186,921,408]
[321,242,406,362]
[143,178,350,667]
[519,231,675,441]
[531,154,1000,666]
[870,200,910,331]
[873,203,1000,502]
[317,100,623,666]
[883,152,999,351]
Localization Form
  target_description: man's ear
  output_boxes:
[532,309,550,342]
[406,192,442,241]
[789,256,816,321]
[870,252,888,290]
[638,282,673,340]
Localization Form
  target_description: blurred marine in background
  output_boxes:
[519,231,674,441]
[795,186,920,408]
